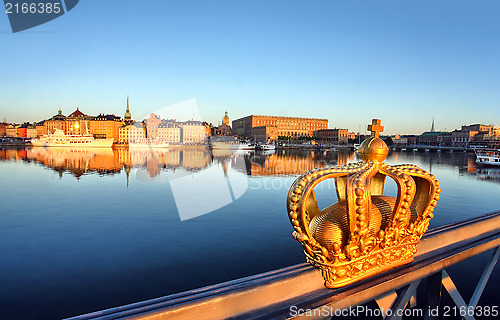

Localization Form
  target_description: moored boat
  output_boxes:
[31,129,113,148]
[210,136,255,150]
[475,149,500,166]
[256,143,276,151]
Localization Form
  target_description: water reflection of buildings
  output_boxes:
[247,150,356,176]
[1,147,121,178]
[0,147,213,180]
[9,148,498,182]
[0,148,360,179]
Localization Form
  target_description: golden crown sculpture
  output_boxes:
[287,119,441,288]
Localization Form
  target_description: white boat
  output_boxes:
[353,144,360,150]
[413,148,418,152]
[425,149,430,152]
[257,143,276,151]
[475,149,500,167]
[210,136,255,150]
[129,139,171,149]
[401,148,407,151]
[212,141,255,150]
[31,129,113,148]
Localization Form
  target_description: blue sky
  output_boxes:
[0,0,499,134]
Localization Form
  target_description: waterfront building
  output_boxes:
[313,128,355,145]
[203,122,212,137]
[88,114,123,141]
[128,122,147,142]
[451,130,478,147]
[253,125,278,142]
[158,122,181,144]
[418,131,447,146]
[0,123,6,136]
[213,112,232,136]
[5,124,19,137]
[44,109,68,134]
[437,132,452,146]
[180,121,206,144]
[145,113,161,139]
[232,115,328,139]
[393,135,419,146]
[22,123,37,139]
[43,108,124,142]
[462,124,495,134]
[36,121,47,138]
[118,124,132,144]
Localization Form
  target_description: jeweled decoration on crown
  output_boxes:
[287,119,441,288]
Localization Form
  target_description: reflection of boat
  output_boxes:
[475,149,500,166]
[476,167,500,181]
[129,139,171,149]
[31,129,113,148]
[261,149,276,155]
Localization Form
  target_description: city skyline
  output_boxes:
[1,1,499,134]
[2,102,496,137]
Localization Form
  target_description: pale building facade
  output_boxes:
[158,123,181,144]
[180,121,206,144]
[128,123,147,142]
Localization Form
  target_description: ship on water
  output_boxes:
[475,148,500,167]
[31,129,113,148]
[210,136,255,150]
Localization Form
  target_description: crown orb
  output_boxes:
[358,137,389,162]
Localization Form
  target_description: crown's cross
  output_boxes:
[368,119,384,138]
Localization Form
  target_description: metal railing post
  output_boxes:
[424,271,443,320]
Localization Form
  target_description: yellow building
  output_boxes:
[88,114,124,141]
[118,124,132,143]
[180,121,206,144]
[43,108,124,141]
[5,125,17,137]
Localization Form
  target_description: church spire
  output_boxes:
[124,95,132,123]
[431,117,435,132]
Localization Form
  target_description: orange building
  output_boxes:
[232,115,328,139]
[43,108,124,141]
[88,114,123,141]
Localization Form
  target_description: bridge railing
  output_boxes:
[66,210,500,320]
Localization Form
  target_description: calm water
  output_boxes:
[0,147,499,319]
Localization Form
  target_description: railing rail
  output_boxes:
[66,210,500,320]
